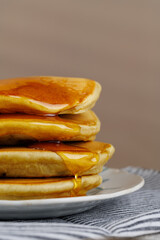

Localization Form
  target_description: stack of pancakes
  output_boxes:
[0,76,115,200]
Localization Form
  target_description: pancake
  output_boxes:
[0,174,102,200]
[0,141,115,178]
[0,76,101,115]
[0,142,114,178]
[0,110,100,145]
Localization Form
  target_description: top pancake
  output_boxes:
[0,76,101,115]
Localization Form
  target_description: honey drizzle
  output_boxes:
[71,174,82,197]
[29,141,100,178]
[29,142,100,196]
[30,143,99,197]
[29,141,113,197]
[57,151,99,177]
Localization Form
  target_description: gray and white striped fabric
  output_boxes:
[0,167,160,240]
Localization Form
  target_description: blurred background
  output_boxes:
[0,0,159,169]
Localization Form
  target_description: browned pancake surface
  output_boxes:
[0,110,100,144]
[0,174,102,200]
[0,141,115,177]
[0,76,101,114]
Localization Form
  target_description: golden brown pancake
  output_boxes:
[0,110,100,145]
[0,141,115,178]
[0,76,101,115]
[0,174,102,200]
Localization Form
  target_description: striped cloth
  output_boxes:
[0,167,160,240]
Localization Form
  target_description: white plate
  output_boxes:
[0,168,144,219]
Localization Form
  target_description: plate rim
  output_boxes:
[0,168,145,206]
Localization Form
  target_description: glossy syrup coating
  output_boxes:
[0,76,98,114]
[0,175,102,199]
[28,141,113,177]
[0,141,110,198]
[0,141,114,179]
[0,110,100,144]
